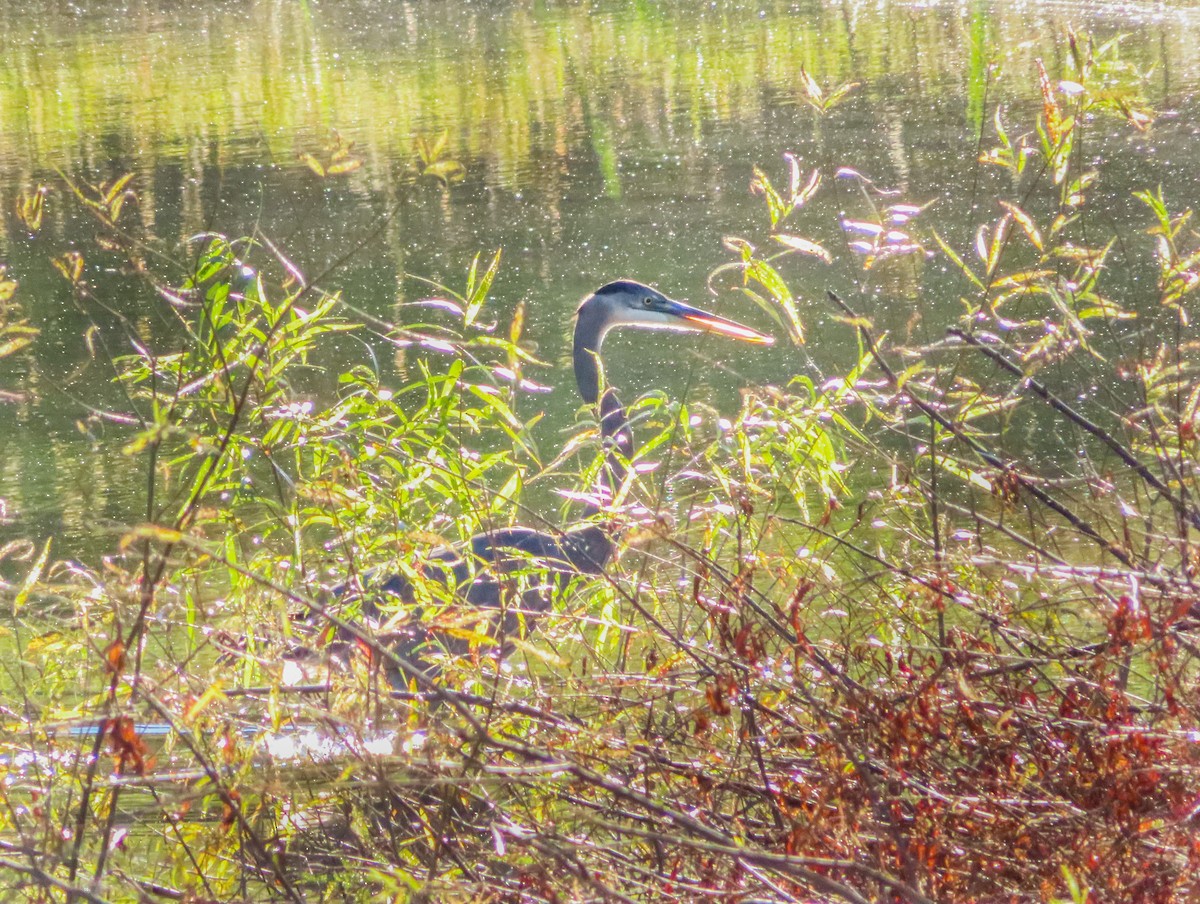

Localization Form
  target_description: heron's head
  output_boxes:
[577,279,773,346]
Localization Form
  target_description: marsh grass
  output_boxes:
[2,31,1200,904]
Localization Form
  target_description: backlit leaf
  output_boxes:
[53,252,85,285]
[0,271,16,302]
[119,523,185,552]
[16,185,47,233]
[773,234,832,263]
[13,538,50,613]
[998,201,1044,253]
[299,153,325,177]
[421,160,466,185]
[932,230,985,291]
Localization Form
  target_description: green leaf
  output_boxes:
[13,539,51,613]
[326,158,362,175]
[104,173,134,204]
[299,153,325,177]
[932,230,985,291]
[750,166,786,227]
[745,257,804,344]
[465,249,502,327]
[120,523,185,553]
[0,323,39,358]
[421,160,466,185]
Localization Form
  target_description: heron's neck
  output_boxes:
[574,303,632,505]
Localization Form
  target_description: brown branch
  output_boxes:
[948,326,1200,531]
[828,291,1135,568]
[0,856,115,904]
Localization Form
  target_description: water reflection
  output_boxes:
[0,0,1199,553]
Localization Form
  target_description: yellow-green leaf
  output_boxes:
[326,158,362,175]
[119,523,185,553]
[932,230,985,291]
[53,252,84,285]
[998,201,1043,253]
[104,173,134,204]
[299,153,325,177]
[13,538,51,613]
[16,186,47,233]
[0,324,39,358]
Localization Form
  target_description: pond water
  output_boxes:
[2,0,1200,556]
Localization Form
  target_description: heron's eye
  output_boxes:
[643,297,653,306]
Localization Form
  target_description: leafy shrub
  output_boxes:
[1,31,1199,904]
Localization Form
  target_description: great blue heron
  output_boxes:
[318,280,772,684]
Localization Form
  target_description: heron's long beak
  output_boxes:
[669,299,774,344]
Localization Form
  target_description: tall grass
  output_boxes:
[0,30,1198,904]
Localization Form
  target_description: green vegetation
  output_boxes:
[2,24,1200,904]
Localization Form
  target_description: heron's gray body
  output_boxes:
[326,280,771,682]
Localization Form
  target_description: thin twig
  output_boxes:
[948,327,1200,531]
[829,291,1135,568]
